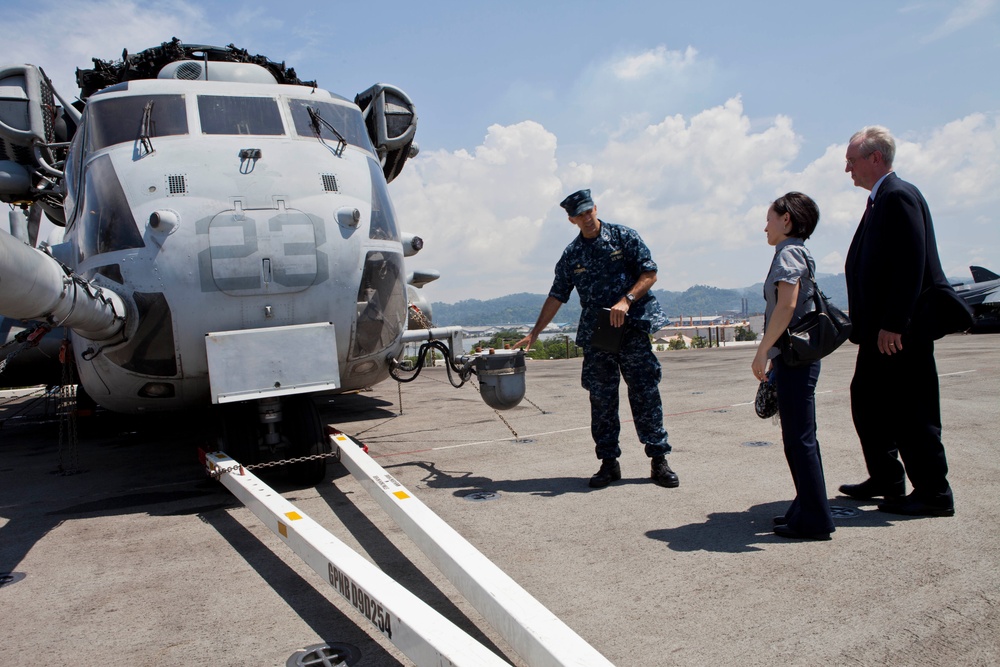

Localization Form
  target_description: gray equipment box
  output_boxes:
[206,322,341,403]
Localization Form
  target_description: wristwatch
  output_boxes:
[625,293,635,304]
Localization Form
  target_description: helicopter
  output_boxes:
[952,266,1000,332]
[0,38,525,484]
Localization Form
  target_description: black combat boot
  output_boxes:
[589,458,621,488]
[651,455,679,488]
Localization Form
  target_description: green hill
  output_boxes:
[429,275,849,326]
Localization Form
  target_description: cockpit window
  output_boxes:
[287,99,375,153]
[86,94,187,152]
[76,154,144,261]
[198,95,284,135]
[367,157,400,241]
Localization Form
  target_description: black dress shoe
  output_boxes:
[589,458,621,488]
[773,516,788,526]
[839,478,905,500]
[878,493,954,517]
[773,524,832,541]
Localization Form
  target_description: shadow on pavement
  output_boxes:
[646,500,899,553]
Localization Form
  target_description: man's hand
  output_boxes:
[513,333,537,350]
[877,329,903,355]
[610,298,629,327]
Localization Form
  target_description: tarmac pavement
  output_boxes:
[0,334,998,666]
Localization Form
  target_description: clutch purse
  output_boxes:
[755,377,778,419]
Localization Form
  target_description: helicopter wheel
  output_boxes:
[217,401,261,467]
[281,395,329,486]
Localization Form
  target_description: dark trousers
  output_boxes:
[850,339,951,499]
[774,357,834,534]
[582,328,670,460]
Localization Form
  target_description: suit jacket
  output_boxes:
[845,172,960,344]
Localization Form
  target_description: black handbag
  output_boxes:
[780,269,852,366]
[911,283,974,340]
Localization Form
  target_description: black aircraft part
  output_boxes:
[76,37,317,101]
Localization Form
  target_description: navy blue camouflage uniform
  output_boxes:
[549,221,672,460]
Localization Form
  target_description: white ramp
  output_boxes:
[330,431,616,667]
[203,452,509,667]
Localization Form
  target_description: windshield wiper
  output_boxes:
[307,106,347,156]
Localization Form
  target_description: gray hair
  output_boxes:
[850,125,896,168]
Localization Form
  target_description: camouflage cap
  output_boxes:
[559,189,594,217]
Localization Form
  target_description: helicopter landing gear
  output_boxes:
[215,395,330,486]
[280,395,330,486]
[217,401,261,467]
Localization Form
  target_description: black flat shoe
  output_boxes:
[839,479,905,500]
[773,524,831,541]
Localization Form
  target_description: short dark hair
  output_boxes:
[771,192,819,240]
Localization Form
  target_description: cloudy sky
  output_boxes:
[7,0,999,303]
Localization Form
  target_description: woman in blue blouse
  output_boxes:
[751,192,835,540]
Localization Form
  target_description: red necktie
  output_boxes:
[861,197,873,225]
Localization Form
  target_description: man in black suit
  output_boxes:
[841,125,955,517]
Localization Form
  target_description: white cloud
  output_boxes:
[922,0,998,41]
[896,114,1000,278]
[392,121,564,301]
[817,251,844,275]
[568,98,803,287]
[399,105,1000,303]
[559,44,717,152]
[901,113,1000,211]
[612,45,699,81]
[398,99,807,302]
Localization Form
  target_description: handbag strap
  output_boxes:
[773,247,821,304]
[803,255,819,287]
[805,264,826,311]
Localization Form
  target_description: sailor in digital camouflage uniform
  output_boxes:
[515,189,679,489]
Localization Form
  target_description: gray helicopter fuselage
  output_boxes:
[58,78,407,412]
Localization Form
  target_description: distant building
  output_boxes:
[654,315,763,345]
[668,315,725,326]
[653,333,693,347]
